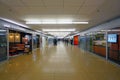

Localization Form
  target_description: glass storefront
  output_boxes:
[33,35,40,49]
[86,35,93,52]
[0,29,7,61]
[9,30,33,56]
[108,32,120,64]
[79,36,86,50]
[93,33,106,57]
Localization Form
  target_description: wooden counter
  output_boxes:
[93,45,106,57]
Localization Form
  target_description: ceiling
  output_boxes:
[0,0,120,37]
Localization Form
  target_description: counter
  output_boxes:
[93,45,106,57]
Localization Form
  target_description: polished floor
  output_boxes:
[0,42,120,80]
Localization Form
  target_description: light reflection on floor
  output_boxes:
[0,42,120,80]
[43,43,75,73]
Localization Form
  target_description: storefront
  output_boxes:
[37,35,40,48]
[41,36,48,47]
[9,30,32,56]
[86,34,93,52]
[0,19,37,60]
[80,30,120,64]
[33,34,41,49]
[79,36,86,50]
[0,28,7,61]
[78,33,93,52]
[48,36,54,45]
[92,32,106,57]
[107,30,120,64]
[76,18,120,64]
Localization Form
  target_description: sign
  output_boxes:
[108,34,117,43]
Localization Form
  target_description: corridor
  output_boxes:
[0,42,120,80]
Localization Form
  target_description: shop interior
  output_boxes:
[93,32,106,57]
[9,30,32,56]
[108,31,120,64]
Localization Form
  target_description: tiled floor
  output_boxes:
[0,42,120,80]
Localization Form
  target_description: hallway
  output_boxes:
[0,42,120,80]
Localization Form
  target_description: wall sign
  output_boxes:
[108,34,117,43]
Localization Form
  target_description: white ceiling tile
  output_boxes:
[0,0,24,7]
[0,0,120,33]
[64,0,84,7]
[12,7,30,13]
[83,0,105,7]
[63,7,80,14]
[79,6,97,15]
[44,0,63,7]
[22,0,45,7]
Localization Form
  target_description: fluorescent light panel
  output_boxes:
[42,29,76,32]
[0,17,29,28]
[36,30,41,32]
[26,21,88,24]
[0,30,6,32]
[48,32,71,37]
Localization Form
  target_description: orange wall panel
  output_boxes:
[74,36,79,45]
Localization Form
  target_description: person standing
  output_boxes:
[71,39,73,45]
[53,38,57,46]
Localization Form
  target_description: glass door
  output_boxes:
[0,29,7,61]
